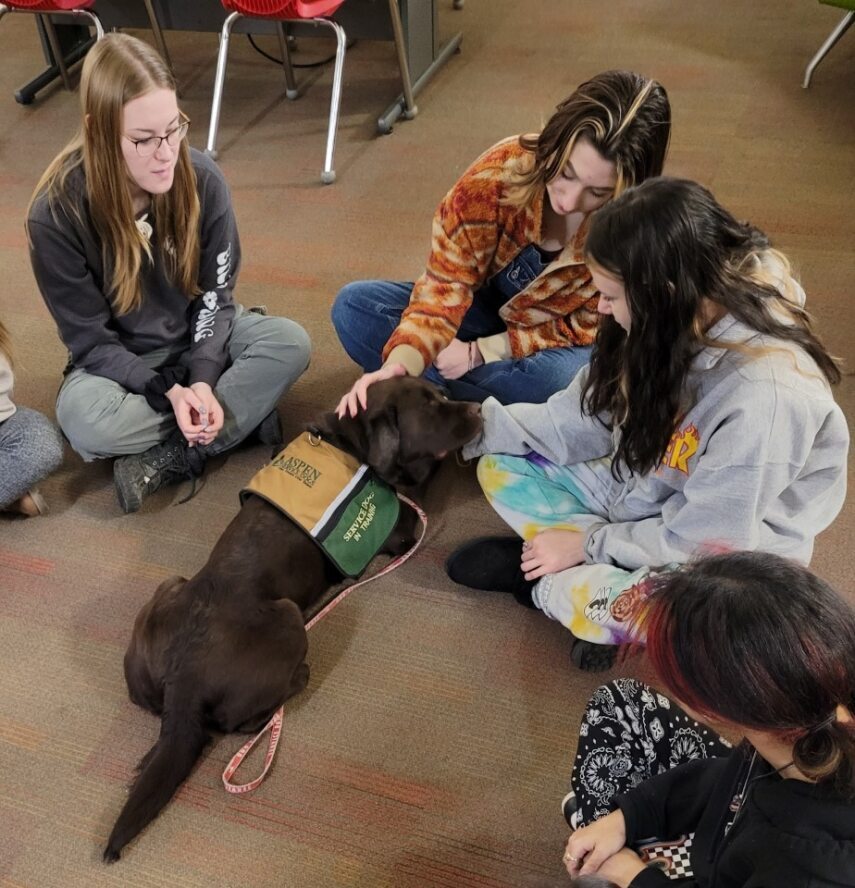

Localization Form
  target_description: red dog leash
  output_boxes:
[222,493,427,794]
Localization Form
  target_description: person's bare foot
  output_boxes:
[6,489,48,517]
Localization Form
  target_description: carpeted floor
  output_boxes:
[0,2,852,886]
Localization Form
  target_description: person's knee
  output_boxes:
[330,281,367,335]
[56,387,119,460]
[274,317,312,372]
[248,316,312,375]
[475,454,499,489]
[37,415,65,471]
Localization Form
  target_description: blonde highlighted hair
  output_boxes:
[27,33,200,316]
[0,319,12,366]
[505,70,671,209]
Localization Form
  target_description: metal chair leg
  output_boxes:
[42,14,72,91]
[206,11,241,159]
[316,18,346,185]
[77,8,104,39]
[275,21,299,99]
[142,0,172,69]
[804,10,854,88]
[387,0,417,119]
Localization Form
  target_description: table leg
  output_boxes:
[377,29,461,134]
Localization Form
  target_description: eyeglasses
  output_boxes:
[124,113,190,157]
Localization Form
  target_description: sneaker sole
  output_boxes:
[113,460,144,514]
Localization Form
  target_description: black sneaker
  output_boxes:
[570,637,618,673]
[113,430,206,514]
[254,408,283,448]
[445,536,536,608]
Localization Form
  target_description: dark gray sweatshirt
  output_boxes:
[28,148,239,392]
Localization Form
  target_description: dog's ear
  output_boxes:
[395,454,437,488]
[309,410,340,439]
[365,407,401,481]
[153,574,187,600]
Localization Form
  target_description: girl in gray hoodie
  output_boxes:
[447,178,848,671]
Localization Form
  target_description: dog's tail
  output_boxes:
[103,678,208,862]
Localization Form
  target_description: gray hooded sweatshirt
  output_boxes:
[463,314,848,568]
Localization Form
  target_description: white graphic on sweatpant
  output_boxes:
[584,585,613,624]
[216,244,232,287]
[194,292,220,342]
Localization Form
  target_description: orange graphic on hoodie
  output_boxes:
[663,423,699,474]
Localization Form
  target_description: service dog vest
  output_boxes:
[241,432,400,578]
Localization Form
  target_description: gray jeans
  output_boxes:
[0,406,64,508]
[56,309,311,461]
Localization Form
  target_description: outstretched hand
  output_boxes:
[521,529,586,581]
[336,363,407,418]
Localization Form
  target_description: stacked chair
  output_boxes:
[0,0,103,92]
[206,0,417,184]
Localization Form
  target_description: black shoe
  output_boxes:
[254,408,283,448]
[570,637,618,673]
[561,791,581,829]
[445,536,536,608]
[113,430,206,514]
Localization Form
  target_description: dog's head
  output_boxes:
[316,377,482,488]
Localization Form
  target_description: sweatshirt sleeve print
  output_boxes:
[187,166,239,388]
[28,217,157,393]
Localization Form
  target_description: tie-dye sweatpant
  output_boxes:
[477,452,673,645]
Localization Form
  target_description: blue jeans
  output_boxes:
[331,278,592,405]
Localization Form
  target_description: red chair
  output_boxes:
[0,1,103,92]
[206,0,352,184]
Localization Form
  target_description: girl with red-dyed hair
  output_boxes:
[562,551,855,887]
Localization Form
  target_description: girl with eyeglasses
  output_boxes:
[27,33,311,513]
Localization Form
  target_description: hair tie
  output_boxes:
[808,711,837,735]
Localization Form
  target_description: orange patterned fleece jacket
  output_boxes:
[383,137,600,376]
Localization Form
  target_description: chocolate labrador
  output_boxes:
[104,377,482,861]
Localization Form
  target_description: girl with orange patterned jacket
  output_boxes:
[334,70,671,411]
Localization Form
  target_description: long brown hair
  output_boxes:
[583,177,841,478]
[505,70,671,208]
[27,33,200,316]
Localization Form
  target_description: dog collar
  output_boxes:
[241,431,400,578]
